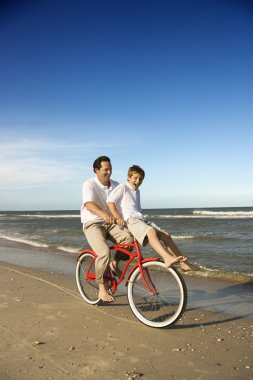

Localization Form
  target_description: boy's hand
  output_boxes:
[117,218,126,227]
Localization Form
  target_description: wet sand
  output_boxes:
[0,240,253,379]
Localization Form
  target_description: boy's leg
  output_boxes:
[160,231,184,257]
[160,232,201,271]
[147,228,183,268]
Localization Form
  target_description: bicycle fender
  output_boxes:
[77,249,97,260]
[125,257,160,284]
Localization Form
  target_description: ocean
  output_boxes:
[0,207,252,283]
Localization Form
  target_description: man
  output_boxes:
[81,156,133,302]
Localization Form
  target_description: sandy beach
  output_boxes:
[0,240,253,380]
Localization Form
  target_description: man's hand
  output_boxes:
[85,202,116,225]
[104,215,116,225]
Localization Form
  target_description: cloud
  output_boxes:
[0,159,77,189]
[0,136,130,190]
[0,137,120,157]
[0,138,86,189]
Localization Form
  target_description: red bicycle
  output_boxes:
[76,240,187,328]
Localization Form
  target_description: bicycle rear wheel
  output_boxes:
[76,252,100,305]
[127,261,187,328]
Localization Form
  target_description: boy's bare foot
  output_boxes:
[164,255,185,269]
[110,260,122,278]
[180,261,202,272]
[98,283,114,302]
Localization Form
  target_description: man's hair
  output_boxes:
[128,165,145,178]
[93,156,111,172]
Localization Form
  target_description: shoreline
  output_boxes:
[1,234,252,284]
[1,261,253,379]
[0,238,252,320]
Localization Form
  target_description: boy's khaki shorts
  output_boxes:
[127,217,165,246]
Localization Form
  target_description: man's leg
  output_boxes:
[84,222,114,302]
[108,224,134,276]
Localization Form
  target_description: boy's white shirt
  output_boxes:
[107,182,144,222]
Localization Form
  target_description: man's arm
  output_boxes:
[107,202,125,226]
[85,201,115,224]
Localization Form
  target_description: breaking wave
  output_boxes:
[0,234,49,248]
[144,210,253,219]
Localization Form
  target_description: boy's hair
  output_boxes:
[128,165,145,178]
[93,156,111,172]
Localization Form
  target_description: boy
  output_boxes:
[107,165,200,271]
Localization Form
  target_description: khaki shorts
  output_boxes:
[83,221,133,283]
[127,217,165,246]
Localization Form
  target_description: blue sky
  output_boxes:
[0,0,252,210]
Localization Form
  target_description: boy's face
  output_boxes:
[128,172,144,190]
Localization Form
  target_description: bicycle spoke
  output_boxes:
[128,262,187,327]
[76,252,100,304]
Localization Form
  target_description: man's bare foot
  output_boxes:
[180,261,202,272]
[98,284,114,302]
[164,255,186,269]
[110,260,122,278]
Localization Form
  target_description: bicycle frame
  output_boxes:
[76,236,188,327]
[78,240,160,295]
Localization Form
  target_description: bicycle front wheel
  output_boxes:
[127,261,187,328]
[76,252,100,305]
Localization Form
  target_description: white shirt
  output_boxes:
[81,177,119,224]
[107,183,144,222]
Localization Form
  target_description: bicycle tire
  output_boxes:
[76,252,100,305]
[127,261,187,328]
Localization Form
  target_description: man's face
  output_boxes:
[95,161,112,186]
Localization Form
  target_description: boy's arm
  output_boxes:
[107,202,125,226]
